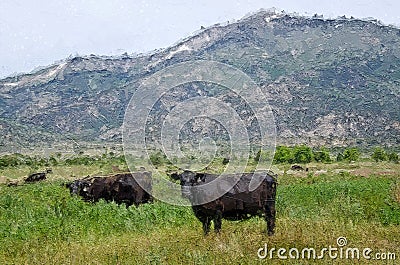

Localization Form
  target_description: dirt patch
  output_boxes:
[351,168,373,177]
[351,168,397,177]
[0,176,9,184]
[313,170,328,176]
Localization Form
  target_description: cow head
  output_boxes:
[66,180,92,199]
[174,170,207,199]
[264,174,277,199]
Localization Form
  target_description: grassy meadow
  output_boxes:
[0,160,399,264]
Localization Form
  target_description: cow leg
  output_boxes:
[196,213,211,235]
[265,200,276,236]
[202,217,211,235]
[214,210,222,233]
[125,201,133,208]
[193,207,211,235]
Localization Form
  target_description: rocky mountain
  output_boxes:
[1,10,399,153]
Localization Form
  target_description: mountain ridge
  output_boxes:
[1,10,399,153]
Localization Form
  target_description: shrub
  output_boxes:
[274,145,331,164]
[388,152,399,163]
[273,146,293,163]
[371,147,388,162]
[254,150,272,163]
[149,151,169,167]
[336,152,344,162]
[292,145,313,164]
[313,148,332,163]
[343,148,360,162]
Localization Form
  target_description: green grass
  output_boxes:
[278,174,400,225]
[0,163,399,264]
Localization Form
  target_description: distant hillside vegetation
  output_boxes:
[1,10,399,153]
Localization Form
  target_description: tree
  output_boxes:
[222,157,230,165]
[336,152,344,162]
[273,146,293,163]
[293,145,313,164]
[313,148,332,163]
[343,148,360,162]
[149,151,168,167]
[371,147,387,162]
[388,152,399,163]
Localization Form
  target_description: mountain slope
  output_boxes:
[1,10,399,152]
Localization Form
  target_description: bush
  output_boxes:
[273,146,293,163]
[0,153,44,169]
[313,148,332,163]
[274,145,331,164]
[388,152,399,163]
[292,145,313,164]
[149,151,169,167]
[371,147,388,162]
[343,148,360,162]
[65,155,96,166]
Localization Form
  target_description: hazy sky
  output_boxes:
[0,0,399,78]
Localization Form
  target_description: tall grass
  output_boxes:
[0,168,399,264]
[277,174,400,225]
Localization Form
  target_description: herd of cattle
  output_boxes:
[65,172,153,207]
[19,169,278,235]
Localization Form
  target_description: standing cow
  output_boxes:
[172,170,277,235]
[109,172,153,206]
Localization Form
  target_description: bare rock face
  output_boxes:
[0,10,399,152]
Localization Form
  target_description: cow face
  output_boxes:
[65,181,78,194]
[66,180,91,199]
[178,171,204,199]
[80,181,91,198]
[264,175,277,199]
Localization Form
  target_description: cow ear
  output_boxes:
[169,172,180,181]
[197,173,206,182]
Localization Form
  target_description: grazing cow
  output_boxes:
[65,179,92,200]
[87,176,114,203]
[66,172,153,207]
[25,172,47,183]
[109,172,153,206]
[25,169,53,183]
[172,170,277,235]
[291,165,304,171]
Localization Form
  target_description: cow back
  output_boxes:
[195,172,276,217]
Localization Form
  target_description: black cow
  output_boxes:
[172,170,277,235]
[66,172,153,207]
[65,179,92,200]
[25,172,46,183]
[25,169,53,183]
[291,165,304,171]
[108,173,153,206]
[86,176,114,203]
